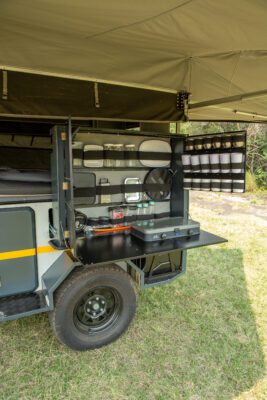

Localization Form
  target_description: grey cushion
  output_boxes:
[0,169,51,183]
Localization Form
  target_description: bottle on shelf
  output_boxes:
[148,201,155,218]
[109,206,125,227]
[136,203,143,219]
[104,144,114,168]
[142,203,149,227]
[99,178,111,203]
[142,202,149,216]
[125,144,136,167]
[125,205,137,223]
[114,144,124,167]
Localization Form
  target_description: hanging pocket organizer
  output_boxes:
[182,132,247,193]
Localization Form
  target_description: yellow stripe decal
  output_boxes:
[0,246,60,261]
[37,246,60,255]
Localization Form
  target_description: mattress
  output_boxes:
[0,169,52,200]
[0,169,51,182]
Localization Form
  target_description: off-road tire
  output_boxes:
[49,265,137,351]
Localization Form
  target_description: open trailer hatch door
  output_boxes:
[50,124,75,249]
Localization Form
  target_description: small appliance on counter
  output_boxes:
[131,217,200,242]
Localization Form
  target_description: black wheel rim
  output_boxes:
[73,286,122,334]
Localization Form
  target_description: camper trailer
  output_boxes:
[0,115,246,350]
[1,0,263,351]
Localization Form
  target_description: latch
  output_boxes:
[61,132,67,141]
[62,182,69,190]
[64,231,70,239]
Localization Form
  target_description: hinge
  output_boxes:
[64,231,70,239]
[2,70,8,100]
[62,182,69,190]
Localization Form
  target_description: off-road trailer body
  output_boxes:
[0,118,247,350]
[0,0,258,350]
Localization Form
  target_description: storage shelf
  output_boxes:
[76,230,227,266]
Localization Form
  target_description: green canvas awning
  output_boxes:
[0,0,267,122]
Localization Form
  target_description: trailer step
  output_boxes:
[0,291,49,321]
[144,270,182,286]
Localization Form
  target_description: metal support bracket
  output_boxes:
[177,90,190,121]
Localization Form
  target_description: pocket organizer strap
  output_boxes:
[201,182,210,189]
[74,183,171,197]
[221,181,232,189]
[200,163,210,169]
[210,163,220,169]
[211,181,221,189]
[73,148,84,159]
[231,162,243,169]
[83,150,171,161]
[232,181,245,190]
[192,180,201,189]
[139,151,171,161]
[83,150,104,160]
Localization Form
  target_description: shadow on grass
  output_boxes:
[0,247,265,399]
[137,247,266,399]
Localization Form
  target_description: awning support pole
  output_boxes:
[189,89,267,110]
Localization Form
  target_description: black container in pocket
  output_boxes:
[221,135,232,149]
[191,154,201,172]
[220,152,231,173]
[185,138,194,151]
[200,153,210,173]
[230,152,243,173]
[192,178,201,190]
[181,154,191,172]
[232,133,246,148]
[203,136,212,150]
[212,136,221,149]
[183,177,192,190]
[221,179,232,193]
[201,178,211,191]
[210,153,220,173]
[194,138,203,151]
[211,179,221,192]
[232,179,245,193]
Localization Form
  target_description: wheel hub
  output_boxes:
[74,286,123,334]
[84,294,107,319]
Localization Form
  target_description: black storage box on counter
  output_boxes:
[131,217,200,242]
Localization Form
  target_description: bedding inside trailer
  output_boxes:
[0,132,52,202]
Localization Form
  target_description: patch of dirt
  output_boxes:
[190,191,267,221]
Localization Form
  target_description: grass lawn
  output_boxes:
[0,193,266,400]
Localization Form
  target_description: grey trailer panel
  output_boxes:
[0,207,37,297]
